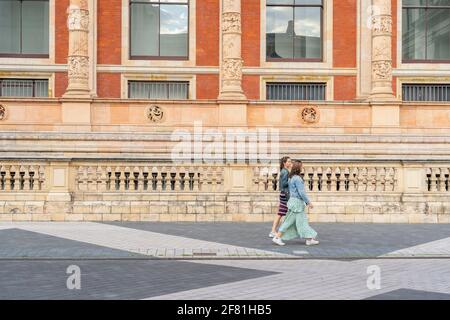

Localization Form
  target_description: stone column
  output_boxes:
[369,0,395,100]
[219,0,246,100]
[64,0,91,98]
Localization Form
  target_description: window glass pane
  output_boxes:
[295,0,322,5]
[426,8,450,60]
[402,8,426,60]
[1,79,33,97]
[130,3,159,56]
[294,7,321,59]
[403,0,427,6]
[267,0,294,4]
[22,0,49,54]
[428,0,450,6]
[0,0,21,54]
[266,6,294,59]
[160,4,188,57]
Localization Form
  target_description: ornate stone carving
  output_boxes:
[222,12,241,33]
[68,56,89,79]
[300,106,320,124]
[0,104,6,121]
[372,61,392,80]
[67,9,89,31]
[371,15,392,34]
[147,105,165,123]
[222,58,242,80]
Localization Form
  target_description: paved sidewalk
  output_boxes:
[1,222,450,300]
[0,222,449,259]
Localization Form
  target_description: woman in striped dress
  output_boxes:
[269,156,292,238]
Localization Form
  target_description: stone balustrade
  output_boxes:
[252,165,398,193]
[0,160,449,223]
[75,165,224,193]
[426,167,450,192]
[0,163,46,192]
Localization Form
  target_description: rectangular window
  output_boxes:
[130,0,189,60]
[0,79,49,97]
[0,0,49,57]
[266,0,323,62]
[266,82,326,100]
[403,0,450,62]
[128,81,189,99]
[402,83,450,101]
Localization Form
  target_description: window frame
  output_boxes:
[128,0,190,61]
[0,78,49,98]
[402,0,450,64]
[127,80,190,100]
[265,0,324,62]
[0,0,50,58]
[265,82,327,101]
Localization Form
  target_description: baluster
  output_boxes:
[192,166,199,192]
[178,167,186,192]
[38,165,45,190]
[349,167,358,192]
[330,167,337,192]
[143,166,149,191]
[106,166,112,191]
[316,167,323,191]
[9,165,17,191]
[98,166,107,191]
[132,166,140,191]
[29,166,38,191]
[430,168,438,192]
[172,167,180,192]
[0,165,6,191]
[343,167,350,191]
[368,168,377,192]
[359,167,368,192]
[87,166,96,191]
[377,167,386,191]
[438,168,446,192]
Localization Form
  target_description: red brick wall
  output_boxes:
[334,76,357,101]
[197,74,219,99]
[55,0,69,64]
[242,0,260,67]
[196,0,219,66]
[97,73,121,98]
[97,0,122,65]
[333,0,357,68]
[243,75,260,100]
[54,72,68,97]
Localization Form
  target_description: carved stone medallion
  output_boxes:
[300,106,320,124]
[0,104,6,121]
[147,105,165,123]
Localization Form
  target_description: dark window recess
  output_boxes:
[0,0,49,57]
[0,79,49,97]
[266,82,326,101]
[129,0,189,60]
[128,81,189,100]
[402,84,450,102]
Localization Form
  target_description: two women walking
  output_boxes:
[270,158,319,247]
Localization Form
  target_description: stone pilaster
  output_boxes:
[64,0,91,98]
[369,0,395,100]
[219,0,246,100]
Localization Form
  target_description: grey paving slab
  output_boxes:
[0,259,277,300]
[0,228,143,259]
[103,222,450,258]
[366,289,450,300]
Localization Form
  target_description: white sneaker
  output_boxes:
[272,237,286,246]
[269,232,276,238]
[306,239,319,246]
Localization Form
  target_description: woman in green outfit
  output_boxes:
[272,160,319,246]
